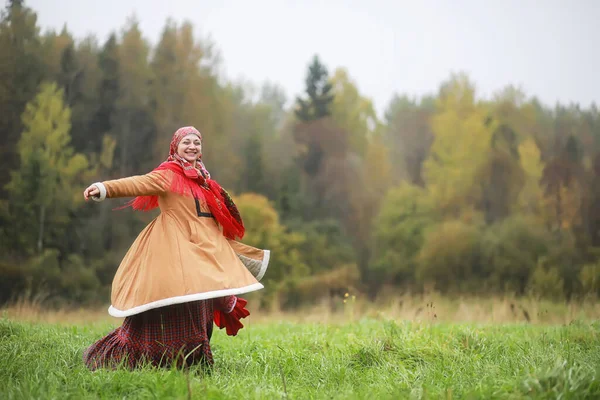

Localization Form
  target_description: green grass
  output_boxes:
[1,316,599,399]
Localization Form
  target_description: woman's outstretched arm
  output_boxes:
[83,170,172,201]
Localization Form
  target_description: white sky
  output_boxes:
[18,0,600,116]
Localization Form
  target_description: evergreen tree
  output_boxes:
[294,55,334,121]
[58,43,82,106]
[114,18,155,176]
[90,33,119,154]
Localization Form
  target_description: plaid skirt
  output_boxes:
[83,296,237,370]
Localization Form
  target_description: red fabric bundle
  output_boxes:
[213,297,250,336]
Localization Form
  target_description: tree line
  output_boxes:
[1,1,599,309]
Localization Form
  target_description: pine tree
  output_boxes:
[114,18,155,176]
[9,0,25,8]
[90,34,120,154]
[295,55,334,121]
[58,43,82,105]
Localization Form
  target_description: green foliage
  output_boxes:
[234,193,309,283]
[528,265,565,300]
[579,262,600,296]
[4,82,89,255]
[536,232,583,297]
[91,33,120,154]
[235,193,360,308]
[289,219,353,273]
[113,18,155,176]
[280,264,360,309]
[240,133,266,194]
[370,183,438,286]
[416,220,483,293]
[481,216,550,294]
[0,1,47,194]
[478,124,526,224]
[0,261,27,304]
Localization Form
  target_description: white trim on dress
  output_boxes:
[257,249,270,281]
[91,182,107,202]
[108,282,264,317]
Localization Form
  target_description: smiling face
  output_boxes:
[176,133,202,164]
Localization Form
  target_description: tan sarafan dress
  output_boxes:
[94,168,269,318]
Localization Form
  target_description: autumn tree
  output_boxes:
[3,82,89,255]
[423,74,495,218]
[0,0,46,195]
[330,67,379,156]
[517,137,545,217]
[541,134,585,232]
[40,27,74,87]
[370,183,438,289]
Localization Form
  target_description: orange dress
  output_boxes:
[94,169,269,318]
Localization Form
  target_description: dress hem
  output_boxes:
[257,250,270,281]
[108,282,264,317]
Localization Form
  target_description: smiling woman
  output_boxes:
[81,126,270,370]
[177,133,202,164]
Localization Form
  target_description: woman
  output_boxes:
[82,126,269,370]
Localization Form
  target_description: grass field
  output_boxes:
[2,297,600,400]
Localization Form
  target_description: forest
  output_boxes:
[1,0,599,310]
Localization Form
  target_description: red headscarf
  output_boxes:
[123,126,245,240]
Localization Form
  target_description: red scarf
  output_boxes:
[120,127,245,240]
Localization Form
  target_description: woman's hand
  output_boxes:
[83,184,100,201]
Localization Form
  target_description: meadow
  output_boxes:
[1,296,599,399]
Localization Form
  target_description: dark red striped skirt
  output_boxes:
[83,296,237,370]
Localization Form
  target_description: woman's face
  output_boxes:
[177,134,202,164]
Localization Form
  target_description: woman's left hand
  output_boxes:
[83,184,100,201]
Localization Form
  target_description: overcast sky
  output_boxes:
[19,0,600,116]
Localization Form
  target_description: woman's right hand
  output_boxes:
[83,184,100,201]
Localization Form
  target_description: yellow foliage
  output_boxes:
[541,182,582,231]
[232,192,283,248]
[233,192,310,282]
[99,135,117,170]
[517,138,544,216]
[292,264,360,300]
[423,76,495,216]
[330,67,379,156]
[416,219,481,292]
[579,263,600,295]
